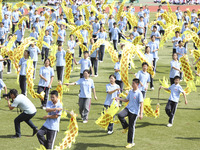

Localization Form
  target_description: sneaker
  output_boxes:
[32,128,39,136]
[7,72,11,74]
[167,123,173,127]
[11,135,21,138]
[151,87,154,90]
[107,130,113,135]
[94,75,98,77]
[42,107,46,110]
[42,59,44,62]
[125,143,135,148]
[122,127,129,134]
[40,105,43,109]
[83,120,88,123]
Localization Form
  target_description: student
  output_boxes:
[176,40,187,60]
[114,54,123,93]
[144,46,154,89]
[108,15,115,41]
[175,6,182,22]
[151,25,161,45]
[57,24,66,45]
[2,14,11,35]
[18,50,29,95]
[33,17,42,34]
[89,12,95,24]
[30,27,39,40]
[132,26,139,40]
[191,9,197,24]
[75,15,85,26]
[110,22,121,51]
[64,69,97,123]
[89,39,99,77]
[12,9,20,34]
[56,44,66,83]
[92,18,100,43]
[51,9,57,22]
[136,62,150,98]
[160,76,187,127]
[0,22,7,45]
[127,33,134,42]
[138,7,144,18]
[137,16,145,36]
[14,24,24,46]
[143,13,149,38]
[79,28,88,57]
[37,90,62,150]
[39,11,46,28]
[157,15,166,36]
[183,11,190,23]
[57,14,66,28]
[117,78,143,148]
[172,31,182,54]
[170,53,181,85]
[67,34,77,70]
[28,43,41,79]
[104,75,120,134]
[38,58,54,109]
[42,30,53,61]
[118,16,126,43]
[95,26,107,62]
[0,53,5,79]
[0,78,7,100]
[28,6,34,29]
[74,51,93,78]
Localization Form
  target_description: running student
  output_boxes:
[64,69,97,123]
[159,76,187,127]
[117,78,143,149]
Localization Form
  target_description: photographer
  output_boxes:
[5,89,38,138]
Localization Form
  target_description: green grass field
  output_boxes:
[0,11,200,150]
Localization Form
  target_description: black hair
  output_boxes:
[132,78,140,84]
[109,74,116,79]
[174,76,181,80]
[134,26,137,29]
[44,58,51,67]
[175,31,180,34]
[58,43,62,47]
[118,54,122,58]
[10,89,18,97]
[83,69,90,74]
[151,35,155,38]
[50,90,58,97]
[24,50,30,56]
[113,22,117,25]
[153,25,157,29]
[83,51,89,54]
[178,40,182,44]
[142,62,149,67]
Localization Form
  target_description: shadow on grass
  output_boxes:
[0,135,32,138]
[177,107,200,110]
[79,129,106,134]
[175,137,200,140]
[73,142,123,150]
[136,122,166,128]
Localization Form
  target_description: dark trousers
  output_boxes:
[104,105,114,131]
[12,22,18,34]
[173,48,176,54]
[0,39,4,45]
[109,31,112,41]
[118,32,125,43]
[99,45,105,61]
[19,75,26,95]
[57,40,63,45]
[56,66,64,82]
[71,53,74,69]
[141,91,146,98]
[0,71,2,79]
[118,108,137,143]
[37,126,57,150]
[90,57,98,75]
[93,35,97,43]
[127,21,131,30]
[170,78,174,85]
[79,98,91,121]
[5,56,11,72]
[79,43,87,57]
[150,75,154,88]
[165,100,178,124]
[42,47,50,60]
[37,86,50,107]
[15,112,37,137]
[113,40,118,51]
[33,61,37,79]
[80,73,83,78]
[160,30,165,36]
[15,40,22,46]
[153,58,157,72]
[116,80,123,93]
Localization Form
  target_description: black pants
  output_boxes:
[127,21,131,30]
[71,53,74,69]
[0,71,2,79]
[116,80,123,93]
[37,126,57,150]
[56,66,64,82]
[170,78,174,85]
[57,40,63,45]
[173,48,176,54]
[141,91,146,98]
[109,31,112,41]
[12,22,18,34]
[90,57,98,75]
[33,61,37,79]
[118,108,137,143]
[0,39,4,45]
[184,42,188,50]
[37,86,50,107]
[99,45,105,61]
[165,100,178,124]
[5,56,11,72]
[80,73,83,78]
[150,75,154,88]
[15,40,22,46]
[153,58,157,72]
[15,112,37,137]
[79,43,87,57]
[113,40,118,51]
[160,30,165,36]
[42,47,50,60]
[104,105,114,131]
[19,75,26,95]
[118,32,125,43]
[93,35,97,43]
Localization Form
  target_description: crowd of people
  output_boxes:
[0,0,200,149]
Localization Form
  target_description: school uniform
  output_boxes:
[14,29,24,46]
[191,13,197,23]
[28,9,34,28]
[108,18,115,41]
[39,16,46,27]
[104,83,120,131]
[38,66,54,107]
[89,16,95,23]
[170,60,181,85]
[19,57,28,95]
[46,25,54,37]
[33,22,42,34]
[37,101,62,150]
[118,89,143,144]
[68,40,76,69]
[57,29,66,45]
[143,17,149,38]
[51,12,57,21]
[79,30,88,57]
[28,46,41,79]
[97,32,107,61]
[137,21,145,35]
[92,22,100,42]
[144,53,154,88]
[132,31,139,40]
[172,36,182,53]
[110,27,120,51]
[114,62,123,92]
[166,84,184,124]
[176,46,187,60]
[137,11,144,18]
[30,31,39,40]
[75,78,95,121]
[12,11,19,34]
[75,20,85,26]
[4,41,15,73]
[118,20,126,43]
[56,50,66,82]
[78,58,92,78]
[0,27,7,45]
[136,70,150,98]
[176,10,182,22]
[89,45,99,76]
[42,35,53,60]
[2,18,11,34]
[151,31,161,45]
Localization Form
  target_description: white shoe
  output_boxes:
[7,72,11,74]
[107,130,113,135]
[151,87,154,90]
[167,123,173,127]
[94,75,98,77]
[42,107,46,110]
[83,120,88,123]
[125,143,135,148]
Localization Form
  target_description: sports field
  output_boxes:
[0,2,200,150]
